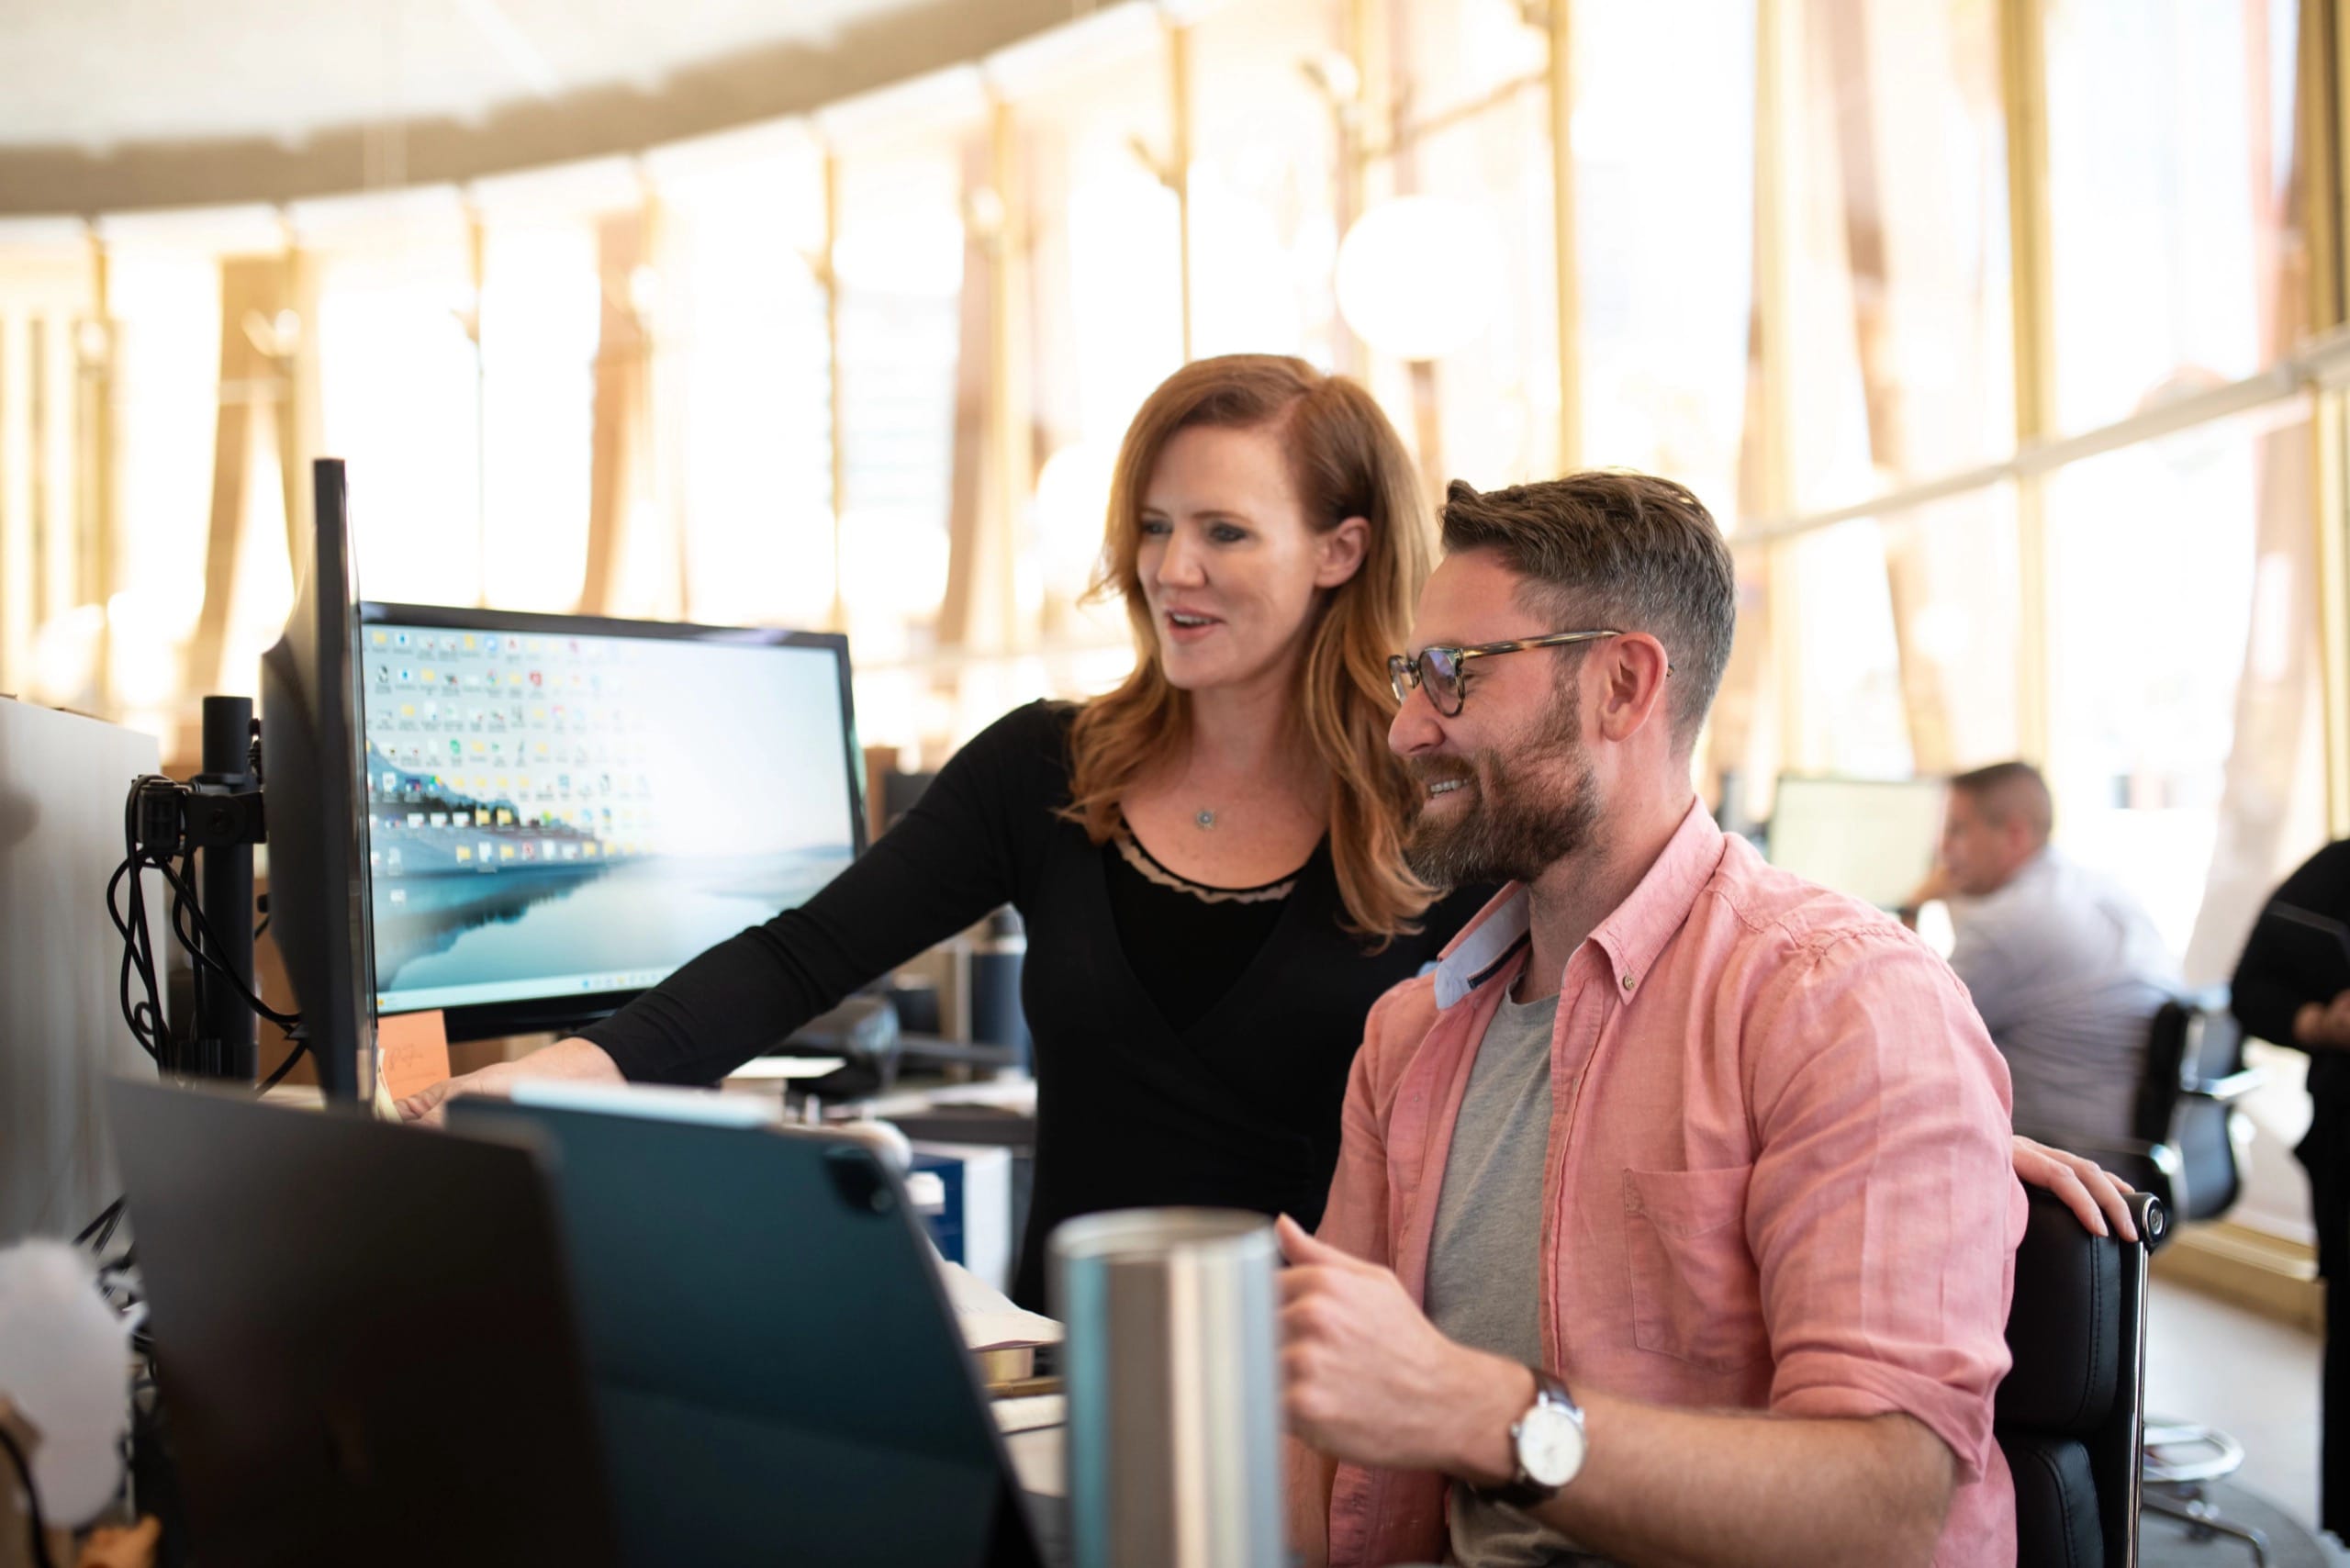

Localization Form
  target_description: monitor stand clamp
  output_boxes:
[131,694,272,1083]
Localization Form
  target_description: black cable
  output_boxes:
[107,857,163,1056]
[73,1197,126,1249]
[168,847,211,1031]
[258,1033,309,1092]
[146,858,298,1029]
[105,861,162,1062]
[91,1199,126,1257]
[107,777,176,1061]
[0,1412,57,1568]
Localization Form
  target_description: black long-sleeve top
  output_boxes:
[2232,839,2350,1276]
[577,700,1488,1305]
[2232,838,2350,1103]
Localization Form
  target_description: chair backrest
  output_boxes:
[2132,1001,2194,1146]
[2130,994,2247,1223]
[2169,1004,2246,1221]
[1997,1188,2164,1568]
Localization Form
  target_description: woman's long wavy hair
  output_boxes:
[1062,353,1437,943]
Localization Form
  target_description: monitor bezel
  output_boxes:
[259,458,380,1102]
[356,600,867,1045]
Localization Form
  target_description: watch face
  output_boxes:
[1518,1400,1586,1489]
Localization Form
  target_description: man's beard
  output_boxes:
[1403,699,1599,888]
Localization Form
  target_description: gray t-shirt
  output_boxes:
[1424,989,1611,1568]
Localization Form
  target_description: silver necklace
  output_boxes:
[1195,807,1216,830]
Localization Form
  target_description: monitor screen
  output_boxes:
[356,605,863,1039]
[1764,775,1947,912]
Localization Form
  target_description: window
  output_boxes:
[2042,401,2310,956]
[649,133,835,630]
[1783,0,2012,507]
[1572,0,1757,519]
[2043,0,2300,434]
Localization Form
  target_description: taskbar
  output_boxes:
[379,968,678,1016]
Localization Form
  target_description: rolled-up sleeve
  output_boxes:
[1314,980,1411,1268]
[1742,927,2026,1482]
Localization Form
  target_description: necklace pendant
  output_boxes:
[1195,808,1216,830]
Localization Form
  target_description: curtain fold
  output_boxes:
[188,253,300,698]
[2182,0,2325,984]
[579,209,652,619]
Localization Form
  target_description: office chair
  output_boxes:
[2016,991,2270,1564]
[1998,1187,2165,1568]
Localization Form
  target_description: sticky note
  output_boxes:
[378,1010,452,1103]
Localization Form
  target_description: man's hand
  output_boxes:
[395,1036,624,1126]
[2295,989,2350,1051]
[1899,864,1953,927]
[1274,1215,1528,1482]
[2010,1135,2137,1239]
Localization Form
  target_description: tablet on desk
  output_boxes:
[2259,901,2350,1002]
[446,1096,1057,1568]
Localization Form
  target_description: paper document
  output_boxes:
[724,1056,848,1081]
[936,1257,1062,1351]
[1004,1426,1065,1498]
[992,1394,1065,1436]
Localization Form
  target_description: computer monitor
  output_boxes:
[356,604,865,1042]
[258,458,380,1102]
[1764,775,1948,912]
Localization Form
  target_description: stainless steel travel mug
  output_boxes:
[1049,1207,1284,1568]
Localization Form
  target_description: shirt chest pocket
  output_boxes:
[1621,1164,1766,1371]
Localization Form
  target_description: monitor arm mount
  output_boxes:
[125,695,282,1082]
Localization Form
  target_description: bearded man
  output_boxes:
[1277,473,2039,1568]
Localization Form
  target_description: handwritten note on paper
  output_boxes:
[376,1010,453,1103]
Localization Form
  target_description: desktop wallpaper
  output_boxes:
[360,622,857,1015]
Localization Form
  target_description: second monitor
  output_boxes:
[1764,775,1947,913]
[359,604,865,1042]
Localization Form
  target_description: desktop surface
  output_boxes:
[358,605,860,1036]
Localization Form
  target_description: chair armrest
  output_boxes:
[2177,982,2232,1014]
[2182,1068,2263,1103]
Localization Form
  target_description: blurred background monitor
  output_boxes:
[1764,775,1948,913]
[0,700,163,1243]
[358,605,865,1043]
[258,459,380,1103]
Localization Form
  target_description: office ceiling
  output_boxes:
[0,0,944,151]
[0,0,1078,213]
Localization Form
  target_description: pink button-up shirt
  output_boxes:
[1310,801,2025,1566]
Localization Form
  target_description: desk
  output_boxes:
[996,1395,1070,1563]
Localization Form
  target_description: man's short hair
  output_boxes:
[1949,760,2053,845]
[1438,472,1736,753]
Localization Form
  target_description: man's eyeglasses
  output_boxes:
[1387,631,1625,717]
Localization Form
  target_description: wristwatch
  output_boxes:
[1476,1367,1585,1509]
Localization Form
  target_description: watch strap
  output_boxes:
[1474,1368,1578,1510]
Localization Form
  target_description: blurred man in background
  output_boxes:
[1906,762,2177,1142]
